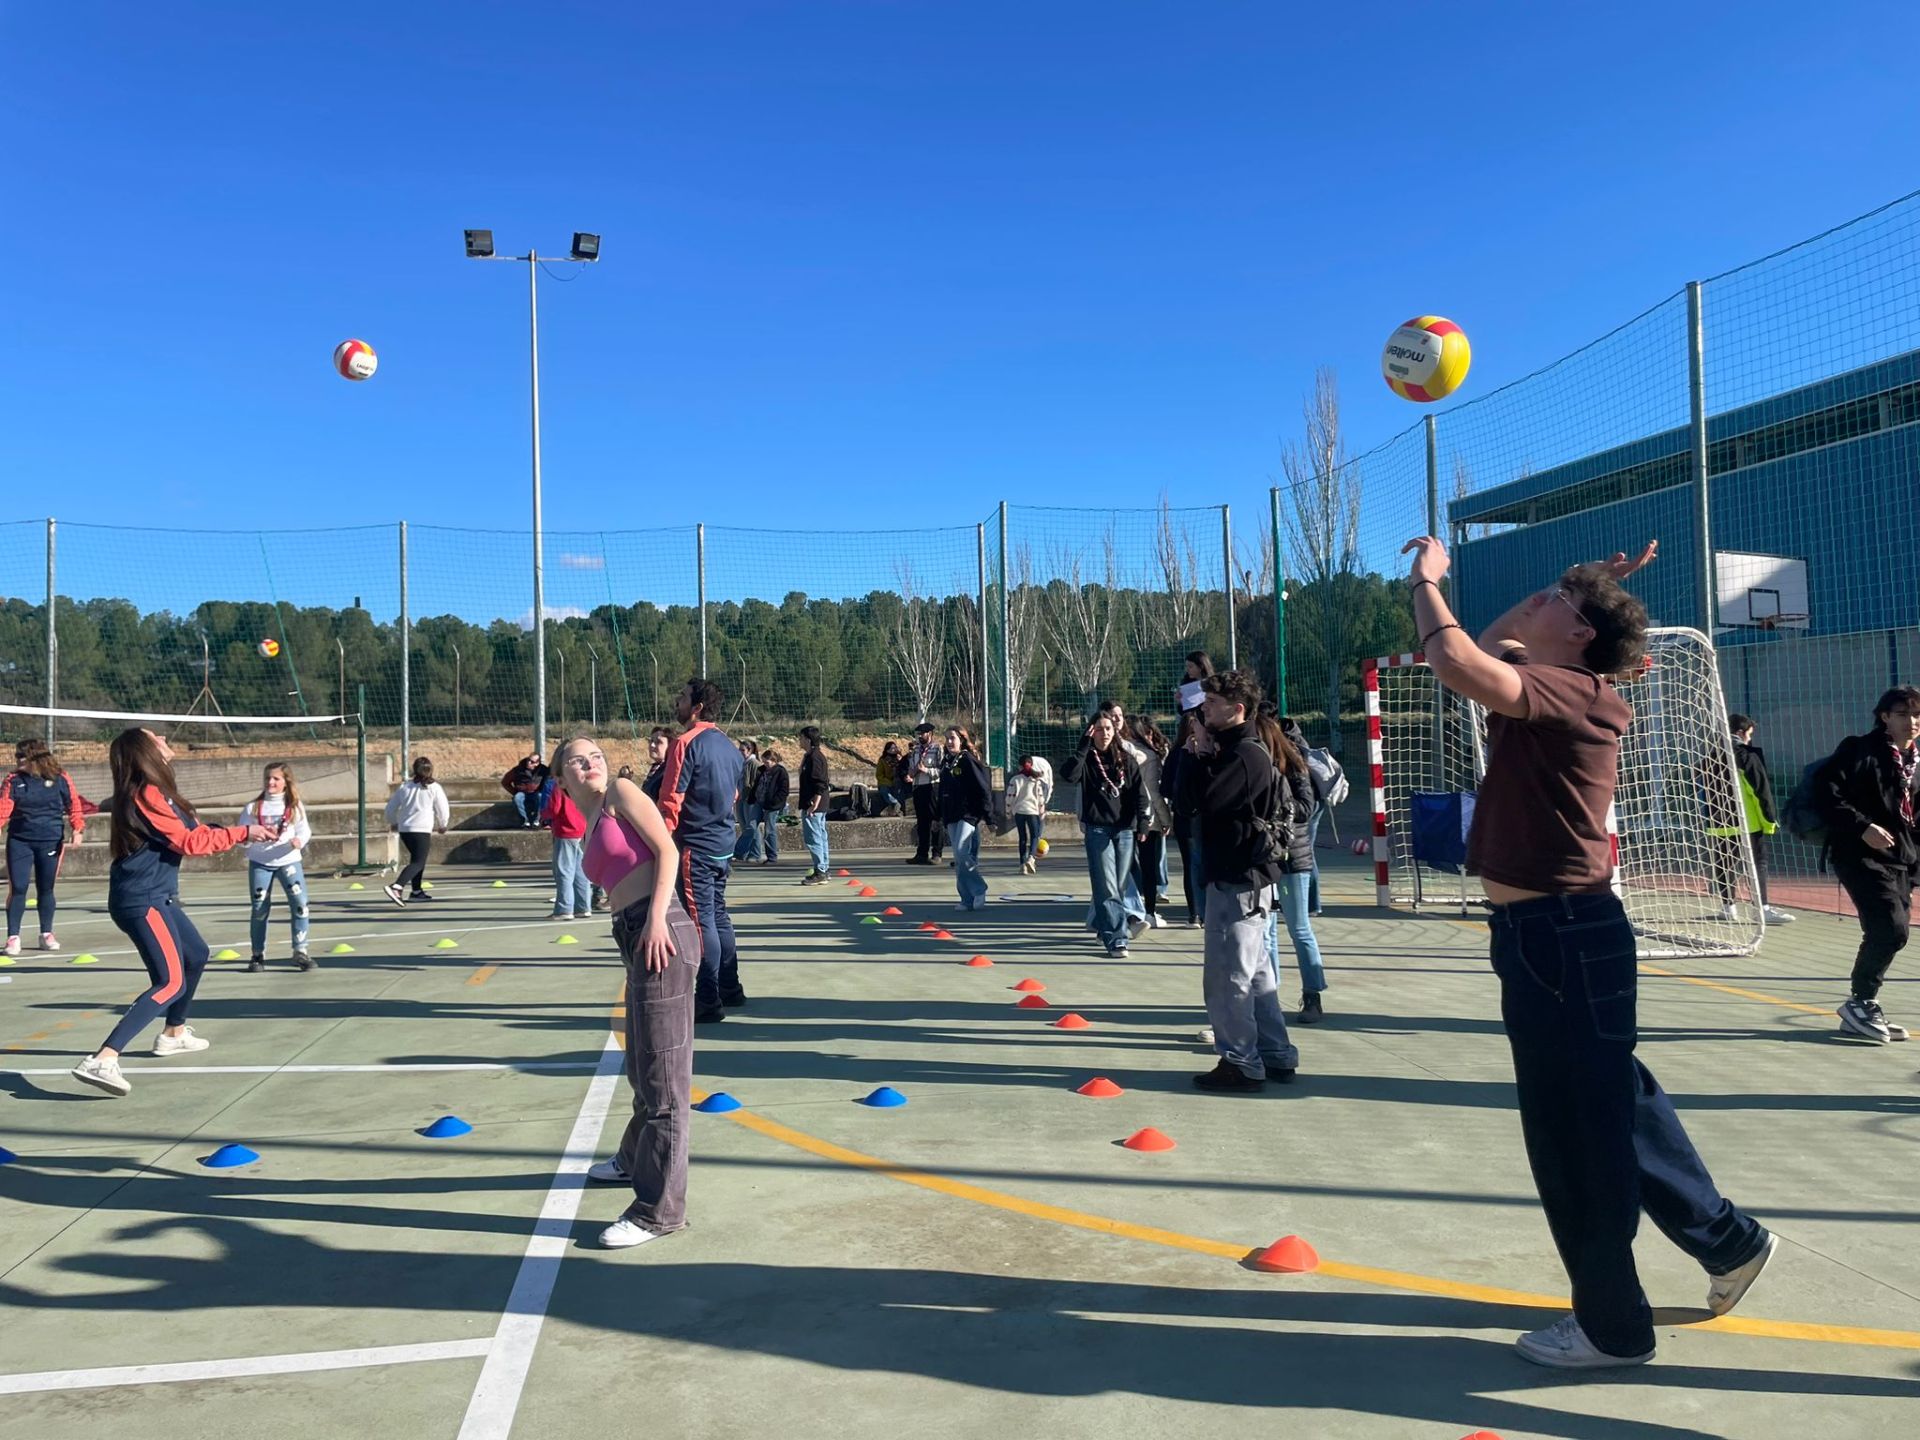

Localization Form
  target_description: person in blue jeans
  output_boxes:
[1407,532,1774,1371]
[1063,713,1142,956]
[1257,719,1327,1022]
[938,726,993,910]
[239,762,314,972]
[796,728,831,882]
[734,739,763,861]
[754,748,789,862]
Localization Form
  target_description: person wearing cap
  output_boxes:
[904,722,946,865]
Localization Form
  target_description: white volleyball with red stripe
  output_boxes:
[1382,315,1470,402]
[333,338,378,382]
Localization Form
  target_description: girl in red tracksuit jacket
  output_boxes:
[1,738,87,954]
[70,728,271,1098]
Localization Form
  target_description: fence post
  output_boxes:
[398,520,410,764]
[998,501,1012,767]
[1424,415,1444,789]
[1221,504,1237,670]
[44,517,56,746]
[976,522,990,761]
[697,523,708,675]
[356,683,368,870]
[1686,280,1716,634]
[1268,488,1285,712]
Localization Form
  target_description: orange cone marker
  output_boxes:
[964,955,994,967]
[933,929,955,940]
[836,869,851,877]
[918,921,938,932]
[1015,994,1050,1009]
[1248,1235,1320,1273]
[1052,1012,1091,1029]
[1075,1076,1124,1097]
[882,907,903,917]
[1012,978,1045,992]
[859,886,878,898]
[1122,1127,1176,1152]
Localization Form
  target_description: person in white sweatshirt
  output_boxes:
[240,762,314,972]
[383,756,450,906]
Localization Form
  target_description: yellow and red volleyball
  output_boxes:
[257,637,281,659]
[332,338,378,382]
[1381,316,1470,403]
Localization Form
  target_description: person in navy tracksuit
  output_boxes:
[0,738,87,955]
[657,677,745,1026]
[70,728,270,1098]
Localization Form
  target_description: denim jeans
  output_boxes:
[551,837,591,916]
[759,807,783,861]
[678,852,740,1012]
[1305,807,1324,914]
[1014,813,1043,864]
[948,820,987,908]
[1203,881,1297,1078]
[735,803,764,862]
[1264,872,1326,994]
[248,860,310,955]
[1489,892,1767,1357]
[801,811,830,875]
[1083,824,1136,951]
[513,791,541,826]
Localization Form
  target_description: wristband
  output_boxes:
[1421,621,1465,649]
[1412,579,1442,593]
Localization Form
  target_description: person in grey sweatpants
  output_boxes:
[1177,668,1299,1090]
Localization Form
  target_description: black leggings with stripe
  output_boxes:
[103,901,211,1053]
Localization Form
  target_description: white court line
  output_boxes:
[457,1033,624,1440]
[0,1337,492,1395]
[1,1061,600,1077]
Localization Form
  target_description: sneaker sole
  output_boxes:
[1515,1340,1653,1369]
[1837,1010,1891,1043]
[1709,1232,1779,1317]
[72,1067,130,1097]
[152,1045,210,1058]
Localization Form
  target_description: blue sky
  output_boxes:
[4,2,1917,615]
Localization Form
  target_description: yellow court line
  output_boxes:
[604,985,1920,1354]
[465,965,500,988]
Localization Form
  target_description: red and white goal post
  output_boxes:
[1362,627,1763,959]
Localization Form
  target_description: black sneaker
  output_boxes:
[1297,992,1324,1025]
[412,890,434,901]
[293,951,316,972]
[800,871,826,886]
[246,954,266,973]
[1193,1060,1264,1093]
[721,988,748,1008]
[695,1006,727,1025]
[1260,1061,1299,1084]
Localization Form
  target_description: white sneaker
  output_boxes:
[587,1157,631,1184]
[1148,913,1167,929]
[1515,1315,1652,1369]
[599,1216,669,1249]
[1196,1026,1216,1046]
[1762,905,1795,926]
[1127,917,1149,940]
[1708,1232,1778,1316]
[1839,997,1893,1043]
[1718,903,1739,921]
[38,933,58,952]
[3,936,18,957]
[72,1055,131,1096]
[384,882,408,907]
[152,1027,211,1057]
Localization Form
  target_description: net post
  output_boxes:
[1425,416,1444,793]
[398,520,410,770]
[1686,279,1716,634]
[697,523,708,675]
[356,683,368,871]
[1362,658,1390,906]
[976,523,990,760]
[997,500,1012,768]
[1269,487,1285,712]
[44,517,56,747]
[1220,504,1237,670]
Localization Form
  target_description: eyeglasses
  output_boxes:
[1548,587,1593,631]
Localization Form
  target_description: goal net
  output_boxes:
[1362,627,1763,958]
[0,703,379,873]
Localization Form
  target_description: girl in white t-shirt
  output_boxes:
[240,762,313,972]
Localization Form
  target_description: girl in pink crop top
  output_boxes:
[584,806,653,891]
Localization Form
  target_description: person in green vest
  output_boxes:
[1710,714,1793,926]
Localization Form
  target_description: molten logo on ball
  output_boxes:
[1382,316,1470,402]
[257,638,281,659]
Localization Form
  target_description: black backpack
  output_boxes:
[1238,738,1293,873]
[1780,754,1835,848]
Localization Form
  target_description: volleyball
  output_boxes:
[1382,316,1470,403]
[257,637,281,659]
[1035,838,1049,857]
[1351,837,1370,857]
[333,338,378,382]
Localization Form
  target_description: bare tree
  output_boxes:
[1279,367,1361,754]
[1044,528,1123,716]
[1003,543,1044,732]
[891,563,946,723]
[948,586,980,724]
[1130,496,1206,656]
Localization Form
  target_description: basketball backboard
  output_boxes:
[1716,550,1810,630]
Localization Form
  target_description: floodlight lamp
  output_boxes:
[570,232,601,262]
[464,229,495,259]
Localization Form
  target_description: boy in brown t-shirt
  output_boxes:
[1403,534,1775,1371]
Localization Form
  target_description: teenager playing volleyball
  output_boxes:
[71,728,272,1097]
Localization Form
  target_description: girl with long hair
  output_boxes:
[1163,710,1208,925]
[383,756,450,906]
[938,726,993,910]
[1256,711,1328,1023]
[70,729,272,1096]
[641,726,672,802]
[1124,715,1174,930]
[1,738,86,955]
[559,735,702,1249]
[240,761,313,972]
[1063,712,1143,956]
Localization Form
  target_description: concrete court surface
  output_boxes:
[0,849,1916,1440]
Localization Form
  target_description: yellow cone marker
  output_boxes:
[330,942,356,954]
[69,954,99,966]
[433,937,459,949]
[491,879,508,888]
[213,948,242,961]
[555,933,578,946]
[348,882,366,891]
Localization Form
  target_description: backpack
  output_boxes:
[1780,754,1834,847]
[1306,747,1348,808]
[1238,738,1293,874]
